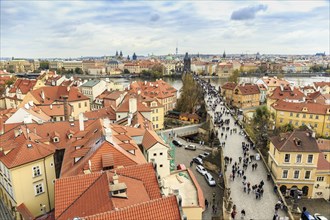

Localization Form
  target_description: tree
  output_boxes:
[74,67,83,74]
[123,69,130,74]
[228,69,239,83]
[176,74,204,113]
[39,61,49,70]
[251,106,273,147]
[5,76,16,87]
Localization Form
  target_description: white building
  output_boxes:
[79,79,107,102]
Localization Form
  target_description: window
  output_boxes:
[152,117,155,121]
[309,114,313,119]
[160,164,163,168]
[282,170,288,178]
[296,113,299,118]
[315,115,319,120]
[34,183,44,195]
[156,109,158,113]
[303,114,306,118]
[50,163,54,167]
[314,123,318,128]
[294,170,300,179]
[289,120,293,124]
[305,171,311,179]
[153,153,157,156]
[160,152,163,156]
[290,112,293,117]
[33,166,41,177]
[156,116,158,121]
[307,155,313,163]
[280,118,283,123]
[85,102,87,107]
[284,154,290,163]
[78,103,81,108]
[317,177,324,182]
[295,121,299,126]
[296,154,302,163]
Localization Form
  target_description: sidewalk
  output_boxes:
[207,96,287,220]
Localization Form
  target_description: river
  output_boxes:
[112,76,329,97]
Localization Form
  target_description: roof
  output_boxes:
[55,163,163,219]
[84,106,116,120]
[8,79,37,94]
[83,196,180,220]
[37,104,72,117]
[236,84,260,95]
[317,139,330,152]
[314,81,330,88]
[17,203,34,220]
[0,135,55,168]
[28,86,89,104]
[260,76,290,87]
[81,79,101,87]
[116,97,151,113]
[141,129,167,150]
[271,100,330,115]
[222,82,237,90]
[270,130,320,153]
[269,86,305,101]
[317,153,330,170]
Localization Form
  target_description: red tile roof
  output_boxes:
[269,86,305,101]
[0,135,55,168]
[8,79,37,94]
[222,82,237,90]
[317,153,330,170]
[236,84,260,95]
[116,97,151,113]
[142,129,167,150]
[84,106,116,120]
[317,139,330,152]
[271,100,330,115]
[314,81,330,88]
[55,163,164,219]
[28,86,89,104]
[270,130,320,153]
[17,203,34,220]
[84,196,180,220]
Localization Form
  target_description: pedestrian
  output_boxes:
[243,185,246,193]
[239,157,242,164]
[205,199,209,208]
[229,157,232,164]
[256,191,259,199]
[255,163,258,170]
[212,204,215,214]
[247,186,251,194]
[301,207,309,220]
[241,209,246,218]
[274,185,278,193]
[231,210,237,219]
[252,164,255,171]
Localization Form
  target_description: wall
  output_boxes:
[147,143,170,178]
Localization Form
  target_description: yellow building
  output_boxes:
[268,129,320,198]
[0,126,56,219]
[271,100,330,137]
[314,152,330,200]
[221,82,237,105]
[142,98,164,130]
[232,83,260,109]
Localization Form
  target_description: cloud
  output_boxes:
[150,14,160,22]
[231,4,267,20]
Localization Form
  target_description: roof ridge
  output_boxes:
[279,131,294,151]
[58,172,105,219]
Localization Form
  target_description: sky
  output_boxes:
[1,0,329,58]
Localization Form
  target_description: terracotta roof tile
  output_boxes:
[317,152,330,170]
[272,100,329,115]
[142,129,167,150]
[236,84,260,95]
[84,196,180,220]
[317,139,330,152]
[222,82,237,90]
[17,203,34,220]
[8,79,37,94]
[269,86,305,101]
[270,130,320,153]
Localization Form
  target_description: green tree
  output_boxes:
[5,76,17,86]
[251,106,273,147]
[176,74,204,113]
[74,67,83,74]
[39,61,49,70]
[123,69,130,74]
[228,69,240,83]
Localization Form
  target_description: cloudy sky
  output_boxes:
[1,0,329,58]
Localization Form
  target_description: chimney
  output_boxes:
[129,97,137,114]
[50,104,53,110]
[103,118,113,144]
[14,129,20,137]
[113,172,119,185]
[62,95,69,121]
[79,113,84,131]
[67,86,70,92]
[128,112,132,126]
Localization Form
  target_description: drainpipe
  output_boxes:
[43,157,51,212]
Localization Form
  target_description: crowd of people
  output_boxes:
[193,74,287,220]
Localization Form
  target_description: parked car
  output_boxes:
[314,213,328,220]
[196,165,207,175]
[202,152,210,157]
[198,154,206,159]
[204,172,216,186]
[172,140,183,147]
[193,157,203,165]
[185,144,196,151]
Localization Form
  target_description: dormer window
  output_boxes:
[67,133,73,139]
[53,137,59,143]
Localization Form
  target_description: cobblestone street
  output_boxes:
[207,96,288,220]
